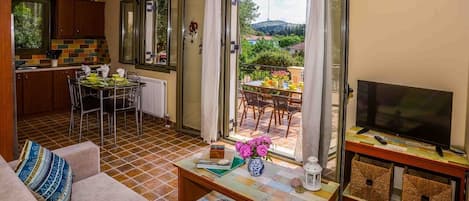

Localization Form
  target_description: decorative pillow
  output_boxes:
[15,140,72,201]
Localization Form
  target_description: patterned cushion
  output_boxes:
[15,140,73,201]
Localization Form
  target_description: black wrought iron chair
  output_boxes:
[239,90,273,131]
[268,94,301,138]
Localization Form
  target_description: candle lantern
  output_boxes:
[304,156,322,191]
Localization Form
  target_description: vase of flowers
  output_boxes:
[271,71,290,88]
[235,136,272,177]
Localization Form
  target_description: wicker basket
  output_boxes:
[350,155,393,201]
[402,168,451,201]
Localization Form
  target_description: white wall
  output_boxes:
[347,0,469,148]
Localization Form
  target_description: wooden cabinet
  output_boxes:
[16,69,75,118]
[74,0,105,38]
[54,0,105,39]
[16,73,24,117]
[53,70,75,110]
[55,0,75,38]
[21,71,54,115]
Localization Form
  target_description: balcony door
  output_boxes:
[221,0,346,182]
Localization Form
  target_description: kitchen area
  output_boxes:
[14,0,109,118]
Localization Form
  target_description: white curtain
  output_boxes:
[201,0,222,144]
[296,0,332,168]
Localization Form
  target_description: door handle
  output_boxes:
[230,41,239,54]
[24,74,29,79]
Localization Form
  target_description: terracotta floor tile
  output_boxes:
[134,173,153,183]
[117,163,134,173]
[18,112,212,201]
[153,184,174,197]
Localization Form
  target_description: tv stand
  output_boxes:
[436,146,444,157]
[344,127,469,201]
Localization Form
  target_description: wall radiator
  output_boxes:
[140,76,167,118]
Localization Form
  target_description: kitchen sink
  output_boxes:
[16,66,38,70]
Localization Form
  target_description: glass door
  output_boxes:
[221,0,346,182]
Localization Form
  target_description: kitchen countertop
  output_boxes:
[15,64,104,73]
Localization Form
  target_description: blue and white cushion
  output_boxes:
[15,140,73,201]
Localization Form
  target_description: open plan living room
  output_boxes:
[1,0,469,201]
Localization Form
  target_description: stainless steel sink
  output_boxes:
[16,66,38,70]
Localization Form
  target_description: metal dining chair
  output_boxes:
[67,76,105,142]
[239,90,273,131]
[105,80,141,144]
[267,94,301,138]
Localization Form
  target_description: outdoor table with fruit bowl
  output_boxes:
[243,80,304,95]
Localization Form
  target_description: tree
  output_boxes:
[275,35,303,48]
[13,3,42,49]
[252,39,277,54]
[251,51,302,67]
[239,0,259,35]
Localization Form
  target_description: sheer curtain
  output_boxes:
[295,0,332,168]
[200,0,222,143]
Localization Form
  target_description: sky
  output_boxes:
[252,0,307,24]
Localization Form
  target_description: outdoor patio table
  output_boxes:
[80,79,145,146]
[243,80,303,95]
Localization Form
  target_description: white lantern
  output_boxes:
[303,156,322,191]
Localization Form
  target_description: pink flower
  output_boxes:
[261,136,272,145]
[239,144,253,159]
[256,145,269,157]
[247,139,257,147]
[235,142,243,152]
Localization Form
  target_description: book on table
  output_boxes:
[196,150,235,170]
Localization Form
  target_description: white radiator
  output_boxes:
[140,76,167,118]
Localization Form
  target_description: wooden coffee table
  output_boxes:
[173,151,339,201]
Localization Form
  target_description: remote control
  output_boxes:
[374,136,387,145]
[357,127,370,135]
[450,147,465,155]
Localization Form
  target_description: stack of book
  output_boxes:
[195,145,245,177]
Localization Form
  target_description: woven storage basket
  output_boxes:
[402,168,451,201]
[350,154,393,201]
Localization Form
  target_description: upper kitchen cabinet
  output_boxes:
[54,0,105,39]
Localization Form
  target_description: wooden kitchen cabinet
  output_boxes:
[22,71,53,115]
[53,70,75,110]
[16,73,24,117]
[55,0,75,38]
[54,0,105,39]
[75,0,105,38]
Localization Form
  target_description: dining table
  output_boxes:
[80,78,145,146]
[242,80,303,95]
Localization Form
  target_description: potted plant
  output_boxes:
[235,136,272,177]
[46,50,62,67]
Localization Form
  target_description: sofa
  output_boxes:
[0,141,147,201]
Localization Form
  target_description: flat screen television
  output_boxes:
[356,80,453,149]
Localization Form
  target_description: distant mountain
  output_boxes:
[252,20,305,36]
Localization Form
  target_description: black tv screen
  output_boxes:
[356,80,453,149]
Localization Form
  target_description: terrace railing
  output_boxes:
[239,63,341,92]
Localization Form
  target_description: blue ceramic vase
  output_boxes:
[248,157,264,177]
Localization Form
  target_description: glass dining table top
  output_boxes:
[79,77,143,89]
[174,151,339,201]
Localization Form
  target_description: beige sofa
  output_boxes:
[0,141,147,201]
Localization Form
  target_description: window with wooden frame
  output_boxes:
[12,0,50,55]
[120,0,176,73]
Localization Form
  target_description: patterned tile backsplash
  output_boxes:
[16,39,111,66]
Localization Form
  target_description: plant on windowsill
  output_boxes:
[46,50,62,67]
[235,136,272,177]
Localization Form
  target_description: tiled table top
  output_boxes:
[175,151,339,201]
